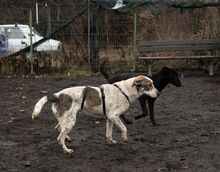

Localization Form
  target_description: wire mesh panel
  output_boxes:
[0,1,219,75]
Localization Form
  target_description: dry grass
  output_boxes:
[0,1,219,74]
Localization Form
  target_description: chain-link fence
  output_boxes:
[0,0,219,75]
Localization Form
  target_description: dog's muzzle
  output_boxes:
[144,88,159,98]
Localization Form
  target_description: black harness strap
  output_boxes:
[81,86,107,117]
[82,85,127,117]
[113,84,130,103]
[99,86,107,116]
[80,86,87,110]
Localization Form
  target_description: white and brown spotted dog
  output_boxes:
[32,75,159,154]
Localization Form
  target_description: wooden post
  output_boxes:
[46,2,52,37]
[209,60,214,76]
[207,51,214,76]
[148,63,152,76]
[132,12,137,71]
[29,9,34,74]
[36,2,39,25]
[88,0,91,64]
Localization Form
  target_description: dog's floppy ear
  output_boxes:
[132,75,148,89]
[132,75,153,92]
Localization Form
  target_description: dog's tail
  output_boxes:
[32,94,57,119]
[100,57,111,81]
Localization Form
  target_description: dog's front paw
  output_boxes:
[63,148,74,154]
[107,138,117,145]
[122,134,128,143]
[123,137,128,143]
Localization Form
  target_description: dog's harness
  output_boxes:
[81,86,107,117]
[99,86,107,116]
[113,84,130,103]
[81,85,129,117]
[80,87,87,110]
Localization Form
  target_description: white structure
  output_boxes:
[112,0,125,9]
[0,24,61,53]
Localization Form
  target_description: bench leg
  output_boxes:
[209,60,214,76]
[148,64,152,76]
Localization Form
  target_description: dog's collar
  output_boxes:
[113,84,129,103]
[99,86,107,117]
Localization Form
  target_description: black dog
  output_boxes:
[100,58,182,126]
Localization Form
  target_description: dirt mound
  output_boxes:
[0,72,219,171]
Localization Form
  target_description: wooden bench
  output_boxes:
[138,39,220,76]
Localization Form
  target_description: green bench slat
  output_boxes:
[139,55,219,60]
[138,44,220,52]
[138,39,220,46]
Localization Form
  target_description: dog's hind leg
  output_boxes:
[52,104,73,142]
[56,123,72,142]
[57,119,75,154]
[60,131,73,154]
[57,110,77,154]
[106,119,117,144]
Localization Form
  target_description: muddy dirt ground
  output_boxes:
[0,70,220,172]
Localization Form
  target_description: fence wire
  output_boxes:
[0,1,219,75]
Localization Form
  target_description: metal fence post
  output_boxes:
[132,11,137,71]
[36,2,39,25]
[88,0,91,64]
[29,9,34,74]
[46,2,52,36]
